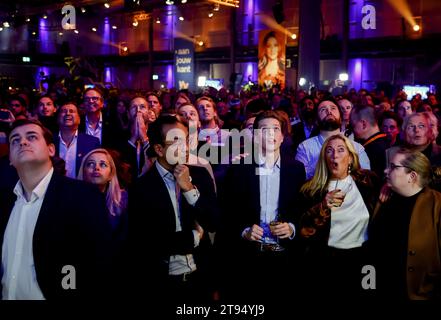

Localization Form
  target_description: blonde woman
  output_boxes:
[298,134,380,299]
[78,148,128,229]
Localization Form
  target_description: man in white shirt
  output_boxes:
[55,102,100,178]
[296,98,371,179]
[0,119,112,300]
[130,115,218,303]
[220,110,306,301]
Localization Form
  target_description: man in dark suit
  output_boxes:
[130,115,218,303]
[0,119,112,300]
[79,87,116,150]
[55,102,100,178]
[218,110,306,301]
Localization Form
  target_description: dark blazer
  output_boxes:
[0,173,113,300]
[217,154,306,300]
[220,154,306,250]
[129,163,219,288]
[79,112,119,150]
[54,133,100,176]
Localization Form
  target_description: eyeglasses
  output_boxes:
[406,123,426,131]
[388,163,412,171]
[10,103,22,107]
[84,96,101,102]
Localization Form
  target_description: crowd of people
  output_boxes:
[0,82,440,302]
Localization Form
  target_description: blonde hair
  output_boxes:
[301,134,361,197]
[387,146,432,188]
[78,148,123,216]
[196,96,221,126]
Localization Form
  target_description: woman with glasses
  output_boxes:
[298,134,380,299]
[370,147,441,300]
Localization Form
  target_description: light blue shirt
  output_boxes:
[295,133,371,180]
[242,156,296,240]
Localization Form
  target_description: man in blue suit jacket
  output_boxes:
[218,110,306,301]
[55,102,100,178]
[0,119,113,300]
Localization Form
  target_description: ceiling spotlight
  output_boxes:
[59,32,63,36]
[104,2,110,8]
[198,41,204,46]
[92,27,97,32]
[43,14,48,19]
[81,7,86,13]
[123,46,128,52]
[208,12,214,18]
[165,0,174,5]
[3,22,10,28]
[32,31,36,35]
[413,24,420,32]
[0,27,3,32]
[155,17,161,24]
[181,0,188,3]
[299,77,307,86]
[213,3,220,11]
[112,25,117,29]
[291,33,297,40]
[132,19,138,27]
[26,18,31,22]
[179,16,184,21]
[74,29,79,34]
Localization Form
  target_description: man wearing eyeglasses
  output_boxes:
[130,115,218,303]
[80,87,115,149]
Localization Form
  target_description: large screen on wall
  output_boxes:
[403,85,436,100]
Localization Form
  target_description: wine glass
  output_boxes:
[268,219,285,252]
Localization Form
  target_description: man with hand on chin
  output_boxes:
[130,115,218,303]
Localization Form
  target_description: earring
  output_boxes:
[348,163,352,174]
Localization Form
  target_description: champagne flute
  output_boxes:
[268,217,285,252]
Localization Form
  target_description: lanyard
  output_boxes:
[363,133,387,147]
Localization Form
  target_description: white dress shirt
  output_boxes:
[85,112,103,143]
[296,133,371,180]
[155,162,201,276]
[58,131,78,178]
[1,167,54,300]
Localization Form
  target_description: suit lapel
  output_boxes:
[150,165,177,231]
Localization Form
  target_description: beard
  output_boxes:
[318,117,342,131]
